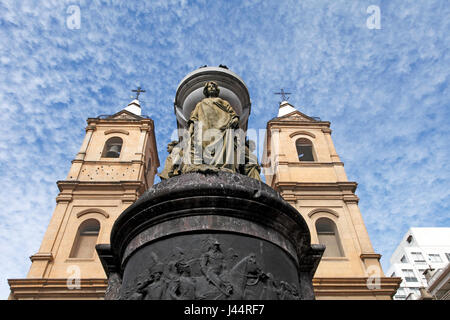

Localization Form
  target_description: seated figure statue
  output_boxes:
[182,81,240,174]
[240,139,261,181]
[158,140,182,180]
[158,81,261,181]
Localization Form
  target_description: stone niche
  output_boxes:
[97,171,324,300]
[174,66,251,134]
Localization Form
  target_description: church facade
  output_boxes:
[8,69,400,300]
[263,101,400,299]
[8,99,159,299]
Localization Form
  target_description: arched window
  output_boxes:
[316,218,344,257]
[102,137,123,158]
[296,138,314,161]
[70,219,100,258]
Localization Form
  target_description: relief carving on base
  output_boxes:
[121,237,300,300]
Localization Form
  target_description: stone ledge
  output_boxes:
[8,278,108,300]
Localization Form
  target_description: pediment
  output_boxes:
[275,110,316,122]
[108,109,143,120]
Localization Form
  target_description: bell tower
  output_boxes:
[8,98,159,299]
[263,100,401,299]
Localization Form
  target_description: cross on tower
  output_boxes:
[132,86,146,100]
[274,89,291,101]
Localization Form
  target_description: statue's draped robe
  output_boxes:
[158,145,182,180]
[242,146,261,181]
[184,97,240,173]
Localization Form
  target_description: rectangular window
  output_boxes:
[402,269,418,282]
[429,254,442,263]
[317,233,342,257]
[71,233,98,258]
[418,269,426,281]
[395,288,406,300]
[411,252,426,264]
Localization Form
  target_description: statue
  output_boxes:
[240,139,261,181]
[200,240,233,298]
[158,141,182,180]
[182,81,240,174]
[167,260,197,300]
[159,81,262,181]
[139,264,166,300]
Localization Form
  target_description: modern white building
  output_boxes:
[387,227,450,300]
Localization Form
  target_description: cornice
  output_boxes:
[71,160,145,165]
[312,277,402,297]
[274,181,359,203]
[87,117,153,126]
[275,181,358,193]
[276,161,345,167]
[57,180,145,193]
[267,120,331,128]
[8,278,108,300]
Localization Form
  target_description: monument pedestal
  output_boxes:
[97,171,323,300]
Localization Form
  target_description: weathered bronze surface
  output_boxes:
[157,141,182,180]
[159,82,261,180]
[121,234,300,300]
[97,171,324,300]
[182,81,240,174]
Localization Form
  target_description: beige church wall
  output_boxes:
[77,161,142,181]
[42,200,121,278]
[278,165,341,183]
[295,203,367,277]
[84,125,142,162]
[9,110,161,299]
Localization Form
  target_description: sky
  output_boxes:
[0,0,449,299]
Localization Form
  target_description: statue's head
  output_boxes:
[167,140,178,153]
[175,261,191,275]
[203,81,220,98]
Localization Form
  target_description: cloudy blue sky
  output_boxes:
[0,0,449,298]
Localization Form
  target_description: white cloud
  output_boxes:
[0,0,448,298]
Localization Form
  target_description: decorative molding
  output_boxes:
[312,277,402,298]
[289,131,316,139]
[29,253,53,262]
[55,194,72,203]
[275,181,358,193]
[360,253,382,260]
[85,125,97,132]
[343,194,360,204]
[104,129,129,136]
[76,208,110,219]
[8,277,401,300]
[8,278,107,300]
[307,208,340,218]
[276,161,344,167]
